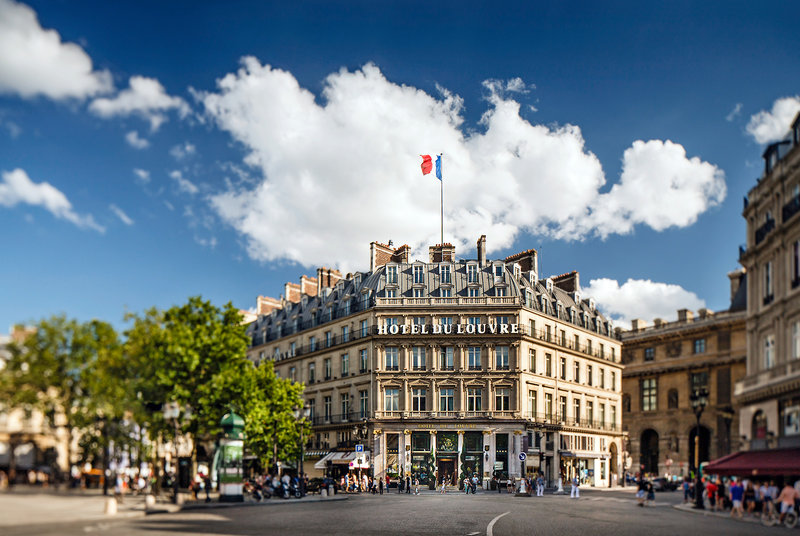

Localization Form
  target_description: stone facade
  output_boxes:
[247,237,624,488]
[619,298,746,478]
[736,112,800,450]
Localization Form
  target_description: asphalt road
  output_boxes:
[4,488,776,536]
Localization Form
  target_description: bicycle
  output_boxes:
[761,502,798,528]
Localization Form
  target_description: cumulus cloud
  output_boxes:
[169,141,196,160]
[0,0,112,100]
[198,60,725,269]
[109,203,133,225]
[0,168,104,232]
[132,168,150,184]
[169,170,198,195]
[583,278,706,330]
[90,76,189,131]
[125,130,149,149]
[565,140,726,238]
[746,96,800,144]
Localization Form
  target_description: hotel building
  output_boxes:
[246,237,623,488]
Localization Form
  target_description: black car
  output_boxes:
[652,477,677,491]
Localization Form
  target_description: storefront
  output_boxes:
[460,431,483,488]
[410,432,433,486]
[436,432,458,485]
[494,433,509,478]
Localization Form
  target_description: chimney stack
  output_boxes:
[677,309,694,322]
[477,235,487,266]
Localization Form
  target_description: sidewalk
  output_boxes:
[672,502,761,524]
[0,487,346,527]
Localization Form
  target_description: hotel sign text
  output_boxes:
[377,323,520,335]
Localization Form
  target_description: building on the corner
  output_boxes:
[247,236,624,488]
[618,270,747,478]
[735,111,800,451]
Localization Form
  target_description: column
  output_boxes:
[430,378,437,415]
[486,343,495,371]
[458,378,465,416]
[375,378,382,417]
[487,378,494,413]
[515,379,523,419]
[375,344,384,372]
[511,341,520,371]
[458,344,466,371]
[457,430,464,487]
[402,379,409,413]
[401,344,410,371]
[430,343,439,371]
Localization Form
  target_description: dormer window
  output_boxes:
[570,308,576,324]
[354,274,361,288]
[386,265,398,284]
[589,298,596,310]
[440,264,452,284]
[513,263,521,280]
[525,290,533,307]
[494,263,504,279]
[496,287,507,297]
[413,264,425,284]
[546,278,553,292]
[467,263,479,283]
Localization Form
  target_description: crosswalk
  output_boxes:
[584,496,669,507]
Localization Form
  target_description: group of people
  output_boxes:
[696,477,799,522]
[340,472,385,494]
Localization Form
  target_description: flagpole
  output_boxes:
[439,153,443,245]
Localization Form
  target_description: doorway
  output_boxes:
[437,458,456,485]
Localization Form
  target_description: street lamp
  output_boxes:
[292,405,311,494]
[163,402,192,504]
[690,388,708,510]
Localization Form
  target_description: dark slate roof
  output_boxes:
[729,272,747,312]
[247,260,612,346]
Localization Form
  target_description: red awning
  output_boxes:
[704,448,800,477]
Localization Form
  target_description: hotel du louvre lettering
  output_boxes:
[377,322,521,336]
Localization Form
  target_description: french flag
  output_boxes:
[420,155,442,180]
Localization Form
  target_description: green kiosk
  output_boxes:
[216,412,244,502]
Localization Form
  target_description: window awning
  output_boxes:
[313,451,371,469]
[704,447,800,476]
[314,451,346,469]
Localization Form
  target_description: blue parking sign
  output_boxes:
[355,444,364,453]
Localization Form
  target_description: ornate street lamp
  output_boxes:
[690,388,708,510]
[163,402,192,504]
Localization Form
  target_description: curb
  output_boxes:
[176,494,349,512]
[672,504,761,524]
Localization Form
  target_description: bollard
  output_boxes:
[321,488,327,497]
[328,484,334,496]
[144,494,156,510]
[104,496,118,515]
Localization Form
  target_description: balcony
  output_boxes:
[784,195,800,223]
[312,411,358,426]
[375,296,520,307]
[763,294,774,306]
[755,217,776,245]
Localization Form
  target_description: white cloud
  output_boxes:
[169,170,198,195]
[169,141,196,160]
[564,140,726,238]
[0,0,112,100]
[132,168,150,183]
[583,278,706,330]
[90,76,189,131]
[746,96,800,144]
[125,130,149,149]
[0,168,104,232]
[726,102,742,122]
[199,60,725,270]
[164,200,174,211]
[194,235,218,248]
[109,203,133,225]
[0,117,21,138]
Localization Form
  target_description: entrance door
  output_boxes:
[437,459,456,485]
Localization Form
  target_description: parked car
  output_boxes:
[652,477,677,491]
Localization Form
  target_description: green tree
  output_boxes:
[240,360,309,469]
[0,316,123,478]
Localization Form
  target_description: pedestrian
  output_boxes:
[472,474,479,494]
[495,475,501,493]
[203,473,211,502]
[385,474,390,493]
[378,477,384,495]
[440,476,446,494]
[636,478,646,507]
[776,481,800,525]
[744,481,756,516]
[570,475,580,499]
[682,477,691,504]
[114,472,125,503]
[398,475,403,493]
[414,476,420,495]
[730,478,744,518]
[645,481,655,506]
[537,474,544,497]
[406,475,411,494]
[705,478,718,510]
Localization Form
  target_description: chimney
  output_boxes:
[300,275,318,297]
[677,309,694,322]
[429,243,456,263]
[504,246,538,276]
[477,235,487,267]
[370,241,395,271]
[652,318,664,328]
[316,267,343,294]
[391,244,410,264]
[728,268,745,303]
[256,295,281,315]
[630,318,647,331]
[552,271,580,293]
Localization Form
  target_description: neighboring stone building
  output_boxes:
[619,271,747,478]
[736,112,800,451]
[247,237,624,488]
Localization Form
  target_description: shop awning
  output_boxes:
[704,447,800,476]
[314,451,346,469]
[313,451,371,469]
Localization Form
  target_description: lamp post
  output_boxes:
[690,388,708,510]
[163,402,192,504]
[293,405,311,495]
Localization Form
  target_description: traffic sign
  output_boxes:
[519,452,527,461]
[355,444,364,453]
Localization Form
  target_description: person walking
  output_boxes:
[537,474,544,497]
[730,478,744,518]
[776,482,800,525]
[440,476,447,494]
[645,480,655,506]
[570,475,580,499]
[414,476,420,495]
[405,475,411,494]
[472,474,479,494]
[378,477,384,495]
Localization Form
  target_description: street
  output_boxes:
[0,488,778,536]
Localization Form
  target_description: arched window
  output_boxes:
[668,389,679,409]
[752,410,768,439]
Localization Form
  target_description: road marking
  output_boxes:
[487,511,510,536]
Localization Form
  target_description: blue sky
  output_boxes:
[1,0,799,332]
